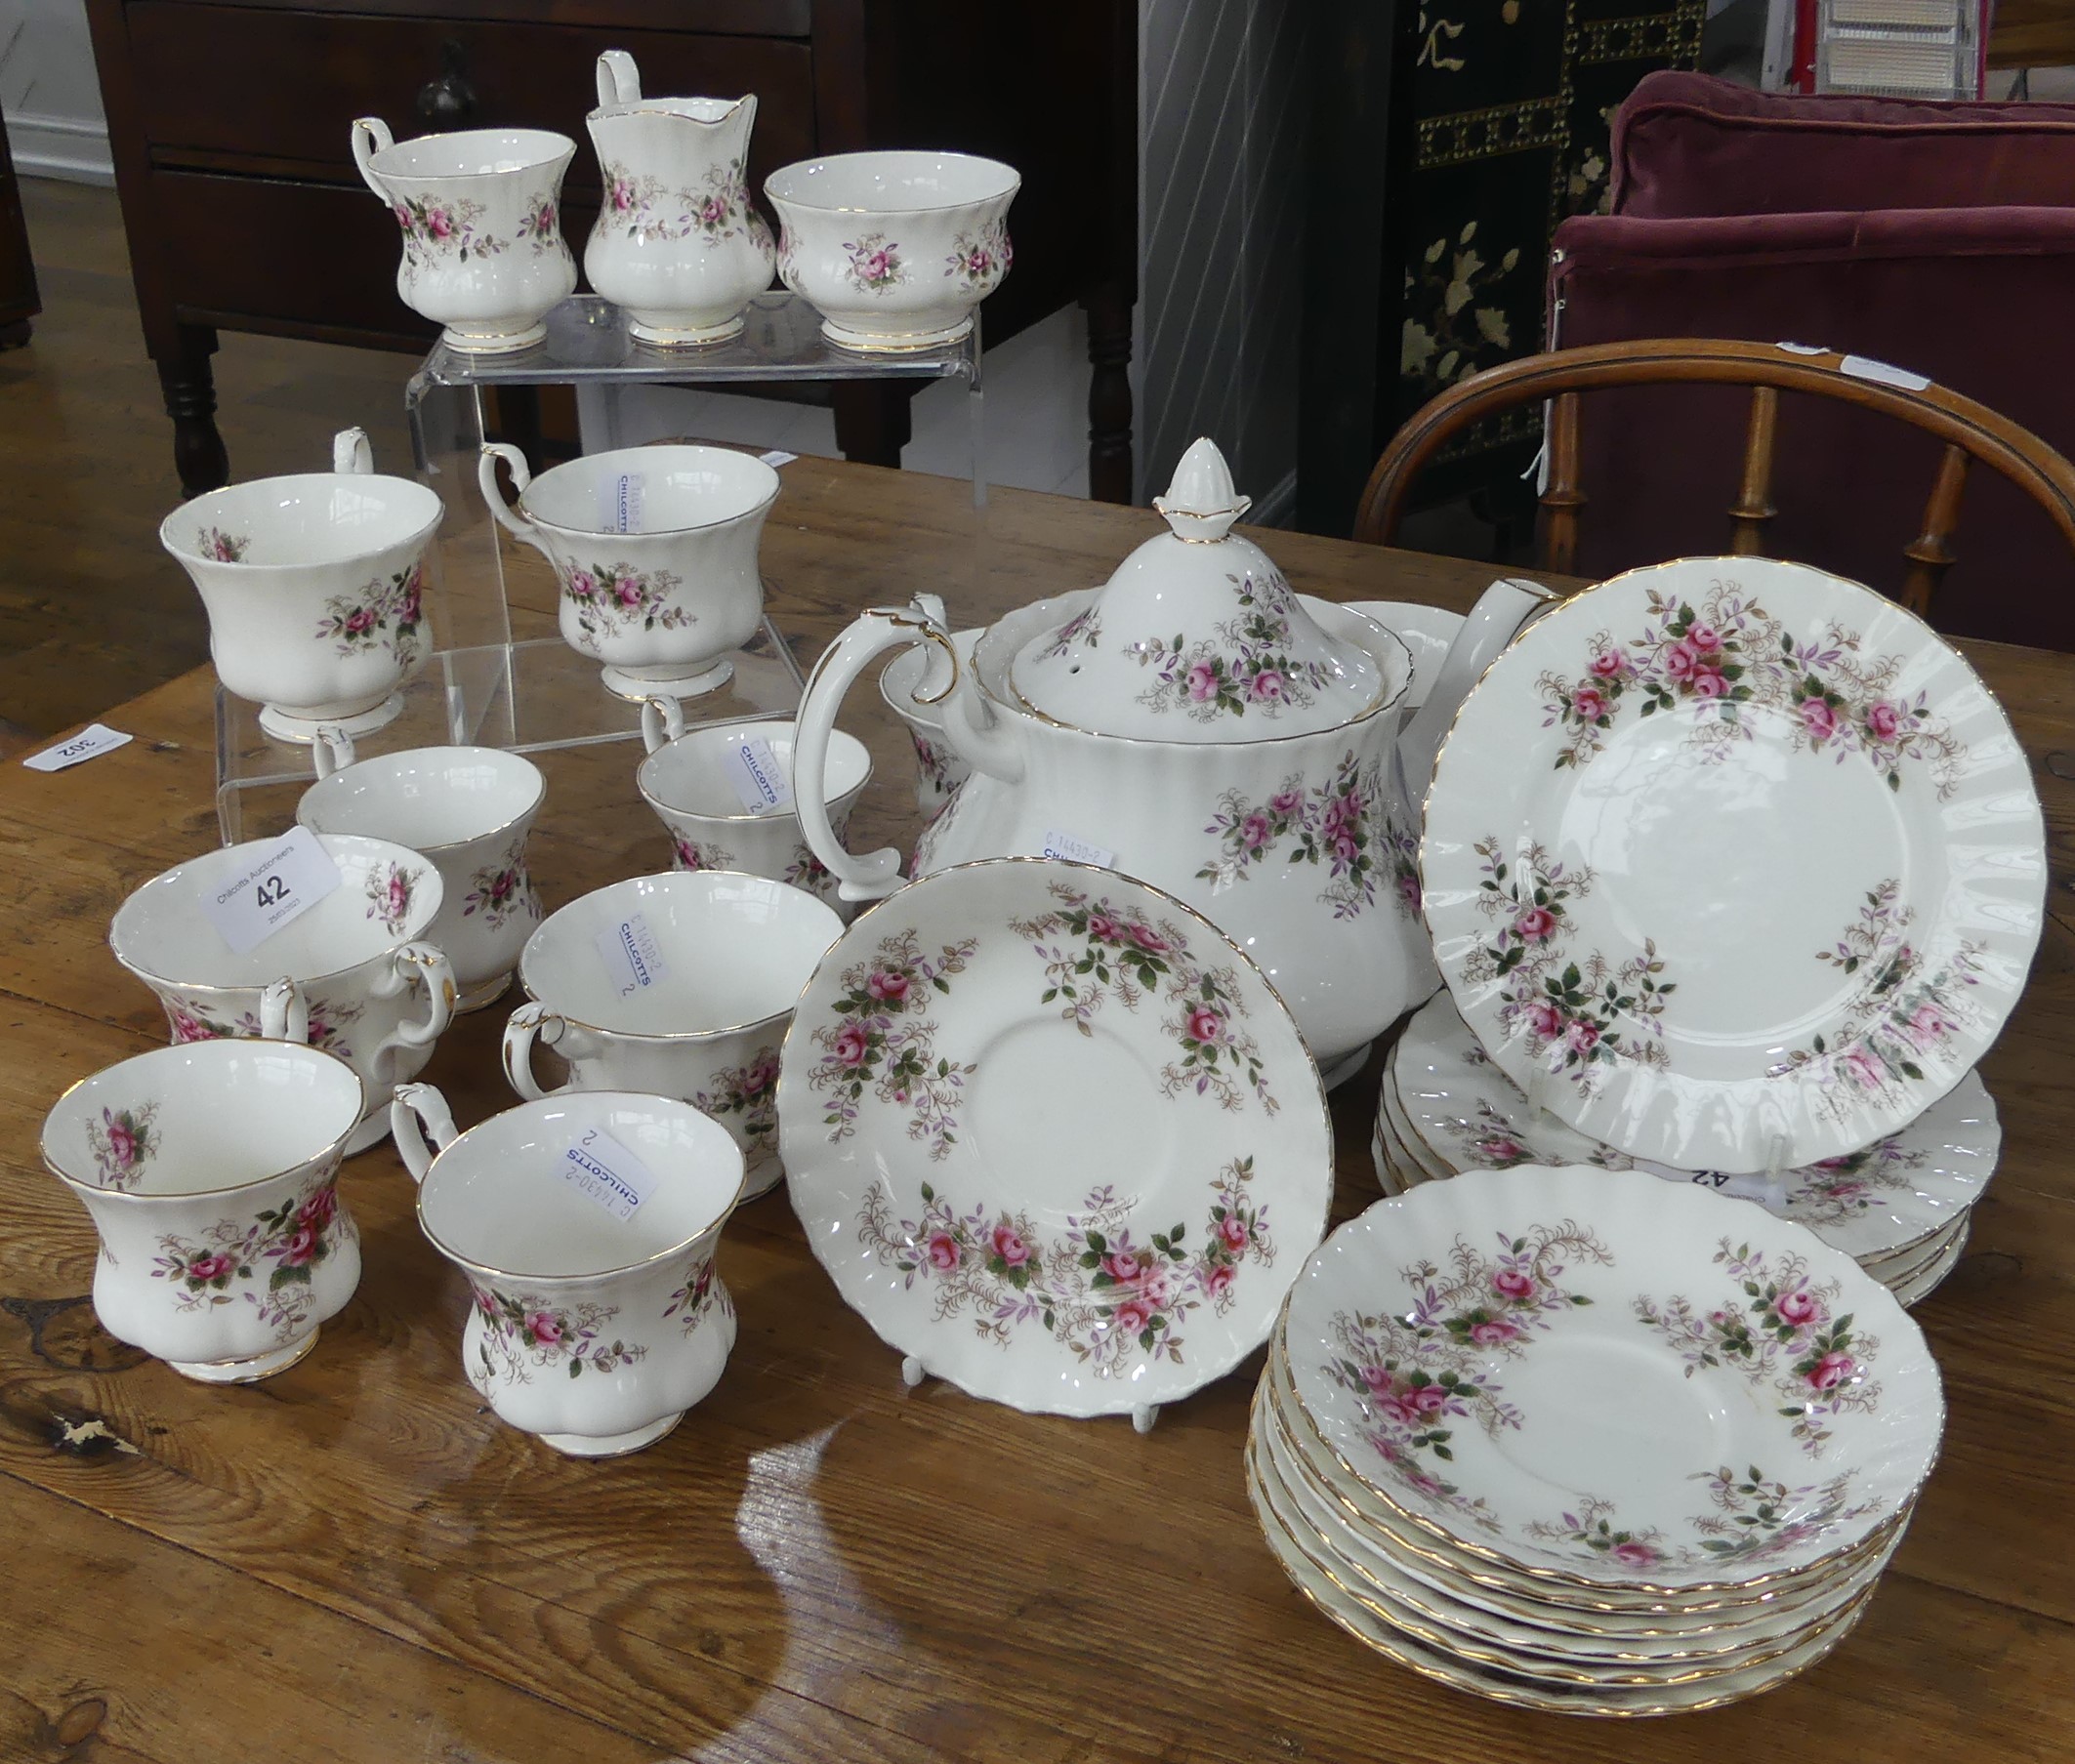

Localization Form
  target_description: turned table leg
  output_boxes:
[157,323,228,497]
[832,383,914,469]
[1084,284,1135,505]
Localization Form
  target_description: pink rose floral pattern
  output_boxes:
[196,526,248,562]
[1462,838,1673,1097]
[942,219,1013,291]
[1771,882,1986,1117]
[87,1102,160,1190]
[363,861,417,936]
[842,231,903,292]
[1634,1237,1884,1456]
[162,993,364,1064]
[515,194,561,253]
[316,560,426,661]
[1416,1089,1926,1235]
[1197,750,1393,920]
[663,1255,732,1335]
[857,1157,1274,1374]
[1320,1222,1612,1532]
[1009,880,1279,1114]
[693,1046,781,1159]
[808,926,979,1158]
[671,833,735,873]
[1538,579,1968,799]
[560,560,691,647]
[1126,569,1335,723]
[595,159,759,247]
[909,732,964,799]
[469,1283,646,1385]
[781,845,842,905]
[462,841,540,932]
[1521,1464,1883,1573]
[391,193,505,271]
[151,1176,351,1338]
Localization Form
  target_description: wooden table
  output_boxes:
[4,460,2074,1762]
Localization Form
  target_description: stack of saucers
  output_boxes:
[1249,1167,1944,1715]
[1372,995,1997,1309]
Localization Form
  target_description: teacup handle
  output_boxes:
[391,1082,457,1183]
[332,429,373,475]
[501,1001,572,1101]
[366,942,457,1079]
[596,49,641,108]
[351,117,394,202]
[312,726,356,780]
[477,443,555,561]
[794,607,957,903]
[258,977,310,1044]
[640,695,685,754]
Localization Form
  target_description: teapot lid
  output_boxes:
[1007,437,1388,741]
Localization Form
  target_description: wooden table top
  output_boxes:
[5,458,2074,1763]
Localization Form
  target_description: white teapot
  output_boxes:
[790,438,1548,1077]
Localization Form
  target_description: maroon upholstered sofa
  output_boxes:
[1550,71,2075,649]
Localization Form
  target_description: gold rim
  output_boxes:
[1414,554,2045,1169]
[771,855,1336,1404]
[1264,1324,1920,1603]
[517,872,843,1045]
[41,1040,366,1202]
[1246,1409,1880,1684]
[1254,1368,1903,1628]
[1245,1421,1877,1715]
[413,1090,743,1284]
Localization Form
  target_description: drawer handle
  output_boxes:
[416,40,477,131]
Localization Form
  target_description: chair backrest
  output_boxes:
[1351,337,2075,620]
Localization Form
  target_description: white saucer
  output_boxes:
[779,858,1334,1419]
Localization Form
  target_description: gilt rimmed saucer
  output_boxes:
[1245,1426,1875,1716]
[1278,1167,1942,1593]
[777,857,1333,1419]
[1389,992,1999,1263]
[1421,556,2044,1171]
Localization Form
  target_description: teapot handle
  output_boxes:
[351,116,394,202]
[793,608,957,904]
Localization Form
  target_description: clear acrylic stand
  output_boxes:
[214,290,984,842]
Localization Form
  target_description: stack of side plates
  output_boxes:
[1251,1168,1945,1715]
[1373,994,1997,1308]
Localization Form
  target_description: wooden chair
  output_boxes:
[1351,338,2075,617]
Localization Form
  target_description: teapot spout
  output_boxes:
[1395,576,1556,799]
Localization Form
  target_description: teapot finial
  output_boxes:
[1153,436,1250,542]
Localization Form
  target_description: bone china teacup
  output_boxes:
[352,119,578,353]
[40,1039,365,1382]
[502,870,843,1200]
[299,744,546,1013]
[109,833,457,1155]
[636,705,870,916]
[160,428,442,745]
[392,1083,743,1456]
[478,441,780,702]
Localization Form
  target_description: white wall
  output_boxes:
[1,0,113,183]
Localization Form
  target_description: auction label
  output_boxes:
[722,735,793,813]
[199,827,343,956]
[23,723,132,771]
[559,1127,659,1221]
[595,910,671,998]
[1041,829,1117,869]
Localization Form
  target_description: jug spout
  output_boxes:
[1395,576,1556,800]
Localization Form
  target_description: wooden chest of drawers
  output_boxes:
[85,0,1136,498]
